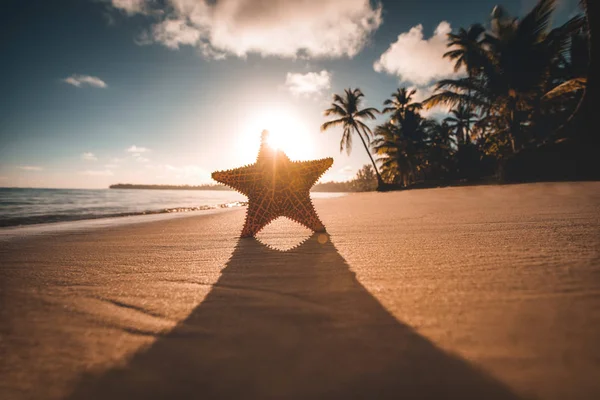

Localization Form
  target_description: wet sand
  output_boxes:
[1,182,599,399]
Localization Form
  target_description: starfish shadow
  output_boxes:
[67,234,520,399]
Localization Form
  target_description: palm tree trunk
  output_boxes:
[508,98,521,153]
[354,126,384,188]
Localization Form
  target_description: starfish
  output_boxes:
[212,131,333,238]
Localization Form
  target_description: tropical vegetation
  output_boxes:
[313,165,378,192]
[322,0,595,190]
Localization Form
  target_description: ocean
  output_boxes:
[0,188,342,228]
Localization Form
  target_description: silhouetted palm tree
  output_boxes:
[444,105,478,144]
[443,24,485,139]
[424,121,456,180]
[444,24,486,76]
[382,88,422,123]
[321,88,383,187]
[428,121,456,148]
[372,123,414,186]
[372,107,434,186]
[425,0,584,153]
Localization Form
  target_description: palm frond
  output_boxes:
[423,91,470,109]
[435,77,479,92]
[324,104,348,117]
[320,118,345,132]
[547,14,586,59]
[341,129,353,155]
[518,0,556,43]
[354,107,379,119]
[332,94,346,107]
[543,77,586,100]
[352,88,365,99]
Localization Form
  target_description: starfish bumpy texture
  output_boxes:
[212,131,333,238]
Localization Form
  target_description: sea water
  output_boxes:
[0,188,343,228]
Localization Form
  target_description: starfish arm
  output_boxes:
[212,165,260,196]
[240,199,279,238]
[292,158,334,186]
[281,193,326,233]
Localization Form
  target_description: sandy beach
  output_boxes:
[1,182,599,399]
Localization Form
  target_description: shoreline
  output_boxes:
[0,190,346,232]
[0,206,240,241]
[1,182,599,400]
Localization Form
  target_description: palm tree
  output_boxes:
[372,108,434,186]
[372,123,414,186]
[381,88,422,123]
[443,24,485,139]
[423,121,456,180]
[428,121,456,149]
[444,24,486,77]
[444,104,478,144]
[321,88,384,187]
[425,0,584,153]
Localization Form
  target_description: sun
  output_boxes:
[265,129,285,151]
[238,106,314,161]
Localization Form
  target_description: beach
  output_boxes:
[1,182,599,399]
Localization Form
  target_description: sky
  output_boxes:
[0,0,581,188]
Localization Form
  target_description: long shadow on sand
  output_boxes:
[68,234,519,399]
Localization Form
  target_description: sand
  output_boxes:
[1,182,599,399]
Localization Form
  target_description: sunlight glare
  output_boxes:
[238,107,314,161]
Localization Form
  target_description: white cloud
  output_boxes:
[81,152,97,161]
[128,147,150,162]
[339,165,354,174]
[374,21,461,86]
[63,74,107,88]
[127,145,150,153]
[110,0,149,14]
[104,163,119,169]
[114,0,382,59]
[18,165,43,171]
[285,70,331,97]
[148,19,202,49]
[80,170,114,176]
[134,155,150,163]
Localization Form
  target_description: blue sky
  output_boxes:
[0,0,581,188]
